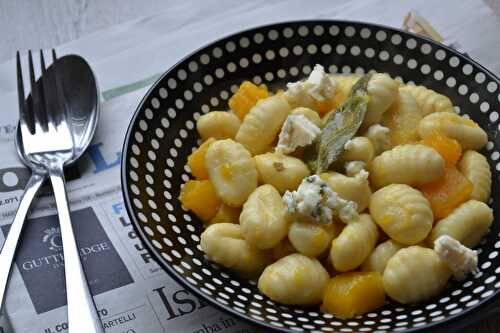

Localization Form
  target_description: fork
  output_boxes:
[17,50,104,333]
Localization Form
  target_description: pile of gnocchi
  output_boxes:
[179,64,493,319]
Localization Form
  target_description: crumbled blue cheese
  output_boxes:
[364,124,391,154]
[285,64,338,104]
[306,64,338,101]
[282,175,359,224]
[345,161,367,177]
[276,115,321,154]
[434,235,478,281]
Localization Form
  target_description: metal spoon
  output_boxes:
[0,54,99,315]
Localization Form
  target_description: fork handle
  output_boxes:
[49,165,104,333]
[0,171,45,312]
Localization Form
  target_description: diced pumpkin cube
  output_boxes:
[229,81,268,120]
[314,100,337,116]
[179,180,221,221]
[422,130,462,166]
[187,138,216,179]
[419,166,473,220]
[321,272,385,319]
[209,204,241,225]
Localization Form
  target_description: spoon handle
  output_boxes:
[49,165,104,333]
[0,171,45,312]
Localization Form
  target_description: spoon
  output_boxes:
[0,54,99,314]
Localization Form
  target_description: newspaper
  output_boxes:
[0,0,498,332]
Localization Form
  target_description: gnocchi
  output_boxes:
[330,214,378,272]
[428,200,493,248]
[201,223,269,276]
[236,94,291,155]
[458,150,491,203]
[371,144,445,188]
[196,111,241,141]
[291,107,323,127]
[339,136,375,165]
[370,184,433,245]
[288,220,341,257]
[383,246,451,304]
[400,85,454,115]
[363,73,399,127]
[321,171,372,212]
[419,112,488,150]
[254,153,310,193]
[362,240,404,274]
[381,89,423,146]
[258,253,329,305]
[205,139,258,207]
[239,185,289,249]
[181,67,494,316]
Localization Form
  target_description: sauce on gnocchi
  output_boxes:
[180,66,494,319]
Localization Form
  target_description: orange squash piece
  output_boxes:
[419,166,473,220]
[187,138,216,180]
[422,130,462,166]
[179,180,221,221]
[314,100,337,116]
[321,272,385,319]
[229,81,268,120]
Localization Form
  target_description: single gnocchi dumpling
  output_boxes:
[258,253,329,305]
[201,223,269,276]
[291,107,323,127]
[370,144,445,188]
[362,239,404,274]
[428,200,493,248]
[339,136,375,165]
[288,220,341,257]
[330,214,378,272]
[196,111,241,141]
[363,124,391,155]
[205,139,258,207]
[240,185,289,249]
[400,85,453,115]
[370,184,433,245]
[419,112,488,150]
[363,73,399,128]
[458,150,492,203]
[321,171,372,212]
[383,246,451,304]
[254,153,310,194]
[235,94,291,155]
[382,89,423,146]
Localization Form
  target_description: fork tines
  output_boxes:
[16,49,59,136]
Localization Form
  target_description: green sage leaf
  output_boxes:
[305,73,371,174]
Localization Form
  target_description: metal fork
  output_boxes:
[17,51,104,333]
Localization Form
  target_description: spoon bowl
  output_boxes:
[15,54,99,166]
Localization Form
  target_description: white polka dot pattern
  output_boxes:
[122,21,500,333]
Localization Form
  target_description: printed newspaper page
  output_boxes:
[0,88,260,333]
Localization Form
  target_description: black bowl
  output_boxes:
[121,20,500,332]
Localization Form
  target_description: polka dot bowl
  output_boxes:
[121,20,500,332]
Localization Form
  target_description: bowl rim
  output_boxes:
[121,19,500,333]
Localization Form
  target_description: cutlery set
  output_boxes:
[0,51,103,332]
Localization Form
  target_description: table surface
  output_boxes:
[1,1,500,332]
